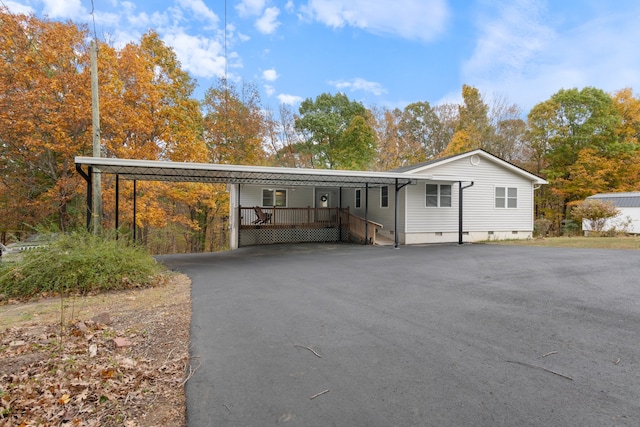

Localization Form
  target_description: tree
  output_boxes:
[570,199,619,233]
[488,95,526,162]
[202,78,267,165]
[0,10,92,232]
[294,93,375,169]
[399,102,444,160]
[443,85,494,156]
[264,104,310,168]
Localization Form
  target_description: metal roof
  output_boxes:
[74,157,431,188]
[587,192,640,208]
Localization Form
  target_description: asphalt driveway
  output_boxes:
[158,243,640,426]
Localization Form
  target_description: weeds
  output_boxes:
[0,231,163,301]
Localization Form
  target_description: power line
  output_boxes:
[90,0,98,41]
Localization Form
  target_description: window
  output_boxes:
[426,184,452,207]
[380,186,389,208]
[495,187,517,208]
[262,188,287,207]
[355,189,361,208]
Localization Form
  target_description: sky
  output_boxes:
[4,0,640,115]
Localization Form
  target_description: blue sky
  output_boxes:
[5,0,640,114]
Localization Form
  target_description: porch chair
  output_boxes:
[252,206,272,224]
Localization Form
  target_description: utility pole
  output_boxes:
[90,39,102,233]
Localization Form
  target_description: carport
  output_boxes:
[74,157,426,248]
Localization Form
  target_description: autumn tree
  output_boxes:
[488,95,526,162]
[202,78,267,165]
[294,92,375,170]
[370,106,404,170]
[0,10,92,233]
[443,85,493,156]
[527,88,621,202]
[264,104,311,168]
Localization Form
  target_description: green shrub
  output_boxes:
[533,218,552,237]
[0,232,164,301]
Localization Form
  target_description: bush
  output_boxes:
[0,232,164,301]
[571,199,620,233]
[533,218,552,237]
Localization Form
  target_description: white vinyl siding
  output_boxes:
[405,157,534,234]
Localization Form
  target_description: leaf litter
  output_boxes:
[0,274,191,426]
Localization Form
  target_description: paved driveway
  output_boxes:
[158,243,640,426]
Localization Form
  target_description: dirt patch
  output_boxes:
[0,273,191,426]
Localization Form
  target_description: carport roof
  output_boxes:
[74,157,430,188]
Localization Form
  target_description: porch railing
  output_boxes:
[345,213,383,245]
[238,206,383,245]
[240,206,345,229]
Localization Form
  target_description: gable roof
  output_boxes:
[393,149,548,185]
[586,192,640,208]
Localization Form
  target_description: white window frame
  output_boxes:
[425,183,452,208]
[495,186,517,209]
[355,189,361,209]
[262,188,288,207]
[380,186,389,208]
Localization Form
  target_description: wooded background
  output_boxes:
[1,11,639,253]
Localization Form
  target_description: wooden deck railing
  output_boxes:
[240,207,345,229]
[239,206,383,245]
[345,213,383,245]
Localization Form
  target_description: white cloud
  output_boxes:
[262,68,278,81]
[163,30,226,79]
[177,0,219,26]
[278,94,304,105]
[285,0,295,13]
[329,78,386,96]
[3,1,34,15]
[256,7,280,34]
[41,0,86,19]
[236,0,266,17]
[264,84,276,96]
[461,1,640,111]
[300,0,448,42]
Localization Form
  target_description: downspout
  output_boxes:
[458,181,475,245]
[75,164,92,231]
[394,179,411,249]
[365,182,369,245]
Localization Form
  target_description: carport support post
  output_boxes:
[365,182,369,245]
[75,164,93,231]
[338,187,343,242]
[115,174,119,238]
[133,180,137,242]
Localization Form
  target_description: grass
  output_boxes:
[0,231,164,301]
[486,235,640,250]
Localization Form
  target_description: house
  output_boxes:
[231,150,547,247]
[582,192,640,234]
[74,149,547,249]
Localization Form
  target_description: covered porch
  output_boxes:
[74,157,418,249]
[238,206,383,245]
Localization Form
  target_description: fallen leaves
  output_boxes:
[0,274,191,426]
